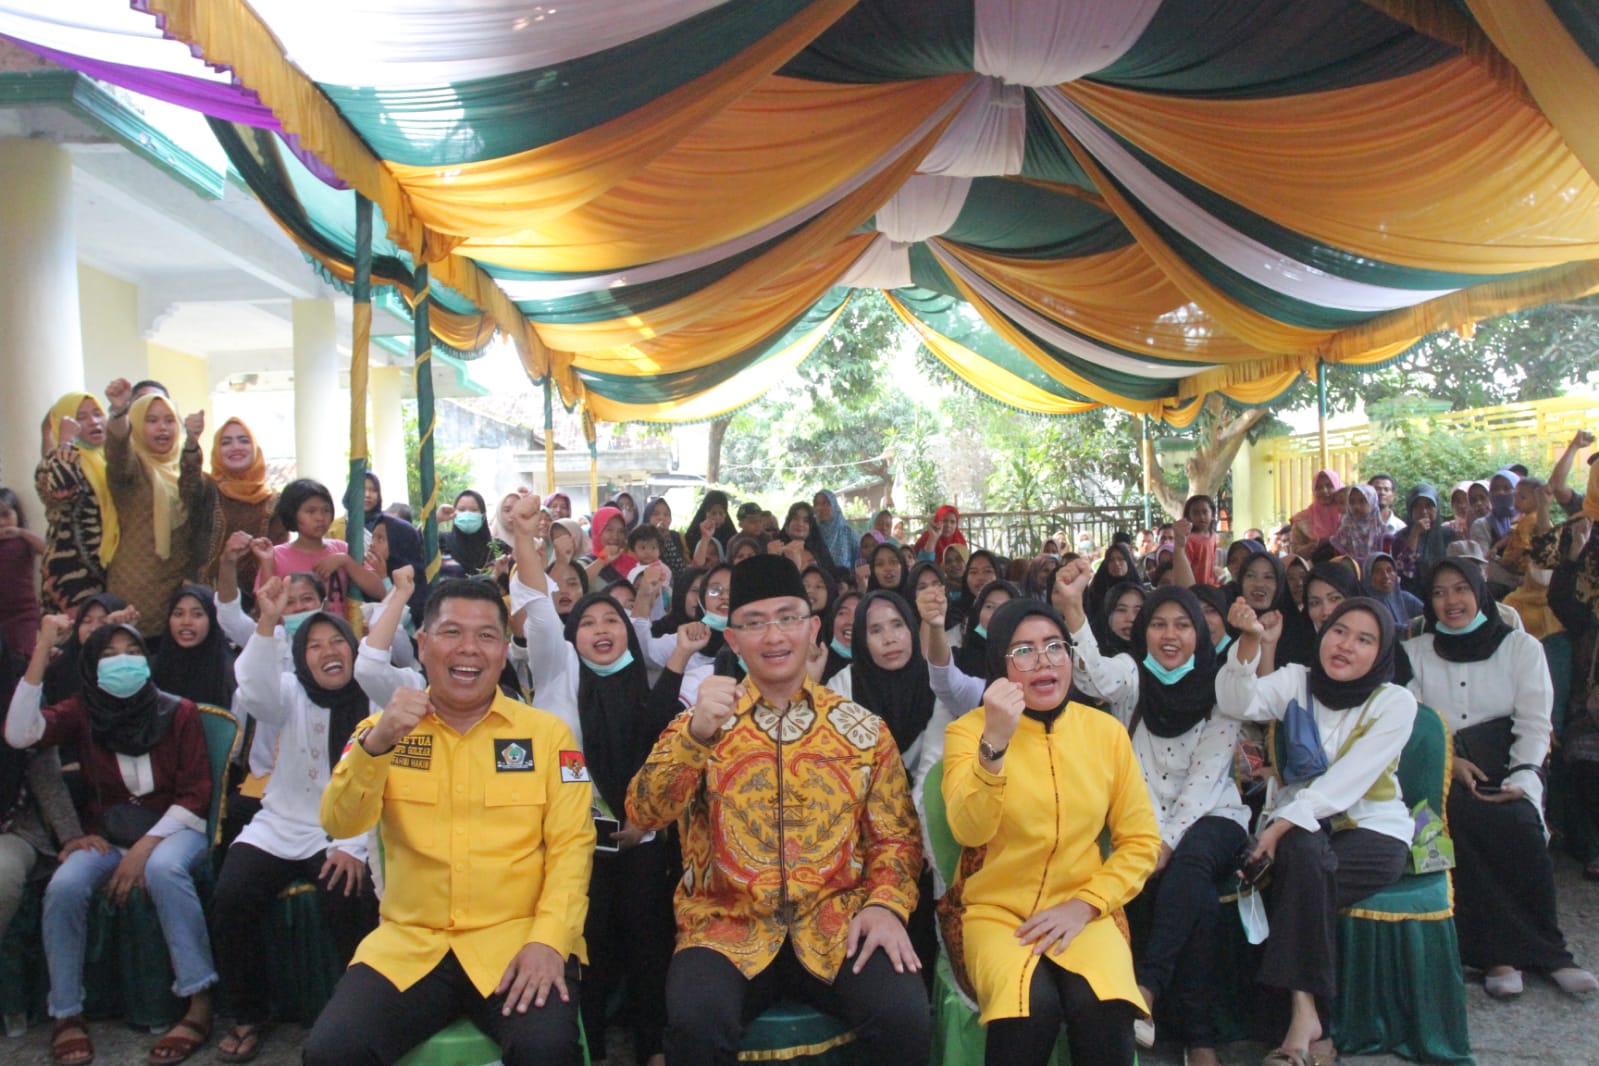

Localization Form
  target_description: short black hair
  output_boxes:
[1509,464,1530,478]
[275,478,336,533]
[385,502,414,523]
[422,577,509,632]
[1367,472,1395,487]
[0,487,25,529]
[285,571,327,600]
[130,379,169,398]
[627,524,664,550]
[1111,530,1131,545]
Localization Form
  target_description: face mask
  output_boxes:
[1215,633,1233,654]
[973,624,988,639]
[1437,611,1488,636]
[453,511,485,534]
[1142,653,1196,686]
[1238,886,1270,945]
[1490,493,1515,520]
[97,654,151,698]
[581,648,635,677]
[830,638,852,659]
[283,610,317,637]
[702,611,729,632]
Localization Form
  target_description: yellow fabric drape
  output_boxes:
[1468,0,1599,188]
[460,75,967,272]
[47,392,119,567]
[584,295,853,424]
[386,0,860,239]
[1358,0,1532,103]
[127,394,186,561]
[936,239,1262,364]
[1061,59,1599,274]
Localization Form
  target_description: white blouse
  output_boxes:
[826,664,952,785]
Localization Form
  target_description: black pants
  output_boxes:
[582,839,676,1062]
[1259,826,1408,1001]
[1134,816,1248,1048]
[662,943,930,1066]
[303,951,583,1066]
[984,958,1136,1066]
[1449,789,1576,971]
[212,841,378,1024]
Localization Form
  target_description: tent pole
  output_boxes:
[543,378,556,496]
[413,261,439,584]
[1141,415,1153,529]
[344,193,372,628]
[1317,362,1330,472]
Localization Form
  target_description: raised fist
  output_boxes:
[689,676,743,744]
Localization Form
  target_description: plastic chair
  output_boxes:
[263,880,342,1025]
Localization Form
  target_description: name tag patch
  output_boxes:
[559,750,591,783]
[393,735,433,771]
[495,738,535,772]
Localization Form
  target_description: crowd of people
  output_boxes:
[2,379,1598,1066]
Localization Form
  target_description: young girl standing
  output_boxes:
[254,479,385,621]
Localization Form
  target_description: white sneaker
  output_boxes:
[1134,1015,1155,1048]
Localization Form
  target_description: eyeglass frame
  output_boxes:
[1003,638,1073,673]
[725,611,813,635]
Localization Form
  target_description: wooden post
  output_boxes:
[543,377,557,495]
[413,262,439,583]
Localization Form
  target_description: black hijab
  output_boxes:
[79,624,179,757]
[443,490,498,574]
[956,579,1019,679]
[1022,555,1061,602]
[698,564,732,660]
[1281,558,1364,667]
[1309,597,1397,709]
[291,612,370,772]
[374,513,429,623]
[153,584,235,709]
[1189,583,1236,657]
[905,561,948,628]
[1130,587,1219,738]
[850,592,937,755]
[44,593,128,706]
[1421,559,1514,664]
[982,599,1070,726]
[362,473,383,532]
[651,566,704,637]
[683,490,736,556]
[547,560,591,623]
[800,564,839,619]
[866,542,906,594]
[948,549,1000,631]
[1092,581,1145,660]
[564,593,654,819]
[1086,544,1140,620]
[1236,549,1293,618]
[823,591,861,683]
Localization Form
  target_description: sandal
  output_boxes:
[216,1022,274,1064]
[148,1016,210,1065]
[1263,1050,1333,1066]
[50,1017,93,1066]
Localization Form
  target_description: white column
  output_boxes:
[291,298,339,490]
[0,139,84,530]
[369,364,408,508]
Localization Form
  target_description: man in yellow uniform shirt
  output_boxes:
[628,555,930,1065]
[304,579,594,1065]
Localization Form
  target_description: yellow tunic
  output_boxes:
[321,691,595,996]
[939,703,1161,1024]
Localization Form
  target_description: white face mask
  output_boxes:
[1238,886,1270,945]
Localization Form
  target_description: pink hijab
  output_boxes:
[1301,469,1345,541]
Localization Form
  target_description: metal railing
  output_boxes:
[885,504,1148,559]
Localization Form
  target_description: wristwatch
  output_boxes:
[978,737,1007,762]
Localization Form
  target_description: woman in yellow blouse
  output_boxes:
[940,599,1162,1065]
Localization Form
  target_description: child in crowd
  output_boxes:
[254,479,385,620]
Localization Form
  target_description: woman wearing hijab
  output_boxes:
[1091,584,1145,663]
[103,381,218,638]
[682,490,735,565]
[1365,552,1423,628]
[10,613,215,1065]
[1402,559,1598,1000]
[504,522,695,1064]
[1470,470,1524,597]
[948,551,1001,638]
[203,417,286,595]
[583,505,637,588]
[905,561,950,629]
[867,541,907,594]
[1086,544,1141,623]
[439,489,508,580]
[36,391,118,612]
[1022,555,1061,603]
[644,497,691,575]
[954,580,1021,680]
[630,561,730,706]
[939,598,1162,1066]
[914,505,968,563]
[153,584,235,710]
[773,501,836,572]
[1055,565,1247,1066]
[212,577,380,1061]
[611,492,642,531]
[811,490,858,570]
[367,512,430,629]
[827,591,946,782]
[1289,470,1346,559]
[821,590,862,685]
[799,564,838,619]
[42,593,131,709]
[1388,484,1457,597]
[1277,558,1364,669]
[1217,597,1416,1065]
[1330,485,1388,573]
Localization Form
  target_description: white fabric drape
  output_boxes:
[249,0,732,88]
[840,234,914,290]
[1038,88,1459,314]
[973,0,1163,87]
[930,242,1211,379]
[0,1,227,79]
[875,175,972,243]
[918,75,1025,178]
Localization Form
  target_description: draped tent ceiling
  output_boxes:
[5,0,1599,430]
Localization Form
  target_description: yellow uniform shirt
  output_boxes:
[321,691,595,996]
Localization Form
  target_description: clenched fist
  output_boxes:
[689,676,744,744]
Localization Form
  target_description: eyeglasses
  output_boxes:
[726,613,811,635]
[1005,639,1071,672]
[705,584,729,598]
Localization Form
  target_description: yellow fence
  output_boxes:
[1254,394,1599,521]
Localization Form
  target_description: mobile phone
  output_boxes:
[1240,851,1273,888]
[1474,782,1503,795]
[594,816,621,853]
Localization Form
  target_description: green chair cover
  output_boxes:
[395,1014,593,1065]
[1544,633,1573,736]
[0,878,48,1022]
[738,999,862,1063]
[264,881,342,1025]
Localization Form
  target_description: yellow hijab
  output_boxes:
[127,394,187,560]
[209,417,274,505]
[47,391,119,566]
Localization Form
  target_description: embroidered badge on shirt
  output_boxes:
[495,738,535,772]
[559,750,591,783]
[393,734,432,771]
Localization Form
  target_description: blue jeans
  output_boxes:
[42,828,216,1018]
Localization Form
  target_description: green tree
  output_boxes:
[1357,422,1544,505]
[402,403,474,512]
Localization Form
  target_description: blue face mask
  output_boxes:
[1143,653,1196,686]
[1437,611,1488,636]
[582,649,635,677]
[97,654,151,698]
[1215,633,1234,654]
[973,624,988,639]
[452,511,485,534]
[283,610,317,637]
[830,638,852,659]
[702,611,729,632]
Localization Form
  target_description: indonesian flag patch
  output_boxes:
[559,750,591,783]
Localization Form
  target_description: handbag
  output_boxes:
[101,802,161,848]
[1452,717,1516,786]
[1280,681,1329,785]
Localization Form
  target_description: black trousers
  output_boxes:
[1449,789,1576,971]
[582,838,676,1062]
[212,841,378,1024]
[662,943,931,1066]
[1259,826,1408,1001]
[1134,815,1248,1048]
[984,958,1136,1066]
[302,951,583,1066]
